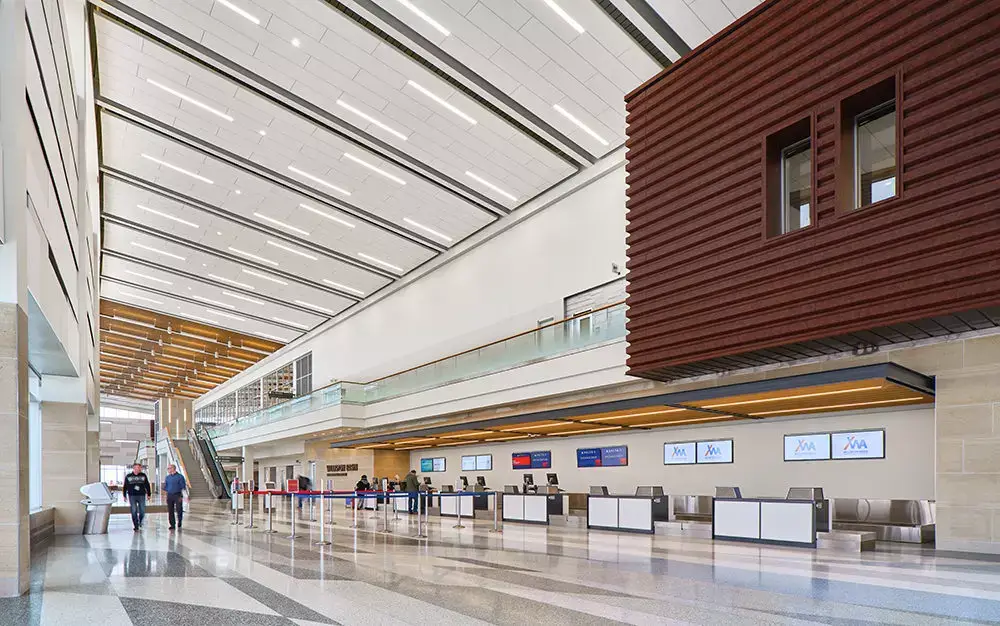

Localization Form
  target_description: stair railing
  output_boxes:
[191,424,231,499]
[187,426,227,499]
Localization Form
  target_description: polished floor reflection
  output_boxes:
[6,499,1000,625]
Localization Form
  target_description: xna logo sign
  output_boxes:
[795,439,817,453]
[844,436,868,451]
[671,446,687,458]
[704,444,721,457]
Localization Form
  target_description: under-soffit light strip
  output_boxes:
[267,241,317,261]
[751,397,924,416]
[145,78,233,122]
[130,241,186,261]
[136,204,199,228]
[299,204,355,228]
[124,270,172,286]
[358,252,403,273]
[272,317,309,330]
[405,80,476,124]
[343,153,406,185]
[396,0,450,36]
[465,171,517,202]
[242,268,287,285]
[190,295,236,310]
[701,385,885,409]
[581,407,686,423]
[118,290,163,305]
[550,426,622,436]
[141,154,214,184]
[541,0,585,34]
[403,217,452,242]
[216,0,260,25]
[205,308,247,322]
[335,100,408,141]
[287,165,352,196]
[228,247,278,266]
[254,212,310,236]
[553,104,609,146]
[209,274,256,290]
[222,291,263,305]
[294,300,334,314]
[634,415,735,428]
[323,279,364,296]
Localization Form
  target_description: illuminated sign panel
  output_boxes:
[831,430,885,459]
[783,434,831,461]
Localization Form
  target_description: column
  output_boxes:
[935,335,1000,553]
[0,0,31,598]
[242,446,255,487]
[40,402,89,534]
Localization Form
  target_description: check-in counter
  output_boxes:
[502,493,550,524]
[439,493,475,517]
[587,495,661,534]
[713,498,818,547]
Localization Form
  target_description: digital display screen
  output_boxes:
[831,430,885,459]
[476,455,492,470]
[696,439,733,464]
[420,458,433,473]
[432,457,446,472]
[601,446,628,466]
[664,442,697,465]
[461,456,476,471]
[576,448,602,467]
[784,434,831,461]
[513,451,550,469]
[512,453,532,469]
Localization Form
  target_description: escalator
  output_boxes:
[188,424,234,499]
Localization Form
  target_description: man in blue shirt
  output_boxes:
[163,464,187,530]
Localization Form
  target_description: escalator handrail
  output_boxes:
[194,424,231,498]
[185,427,225,499]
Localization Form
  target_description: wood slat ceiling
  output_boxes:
[337,378,932,451]
[99,300,284,401]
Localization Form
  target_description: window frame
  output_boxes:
[853,99,897,210]
[779,138,812,235]
[763,115,815,239]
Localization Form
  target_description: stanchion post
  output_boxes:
[316,492,331,545]
[382,492,390,533]
[245,489,255,529]
[489,491,502,534]
[264,493,277,533]
[327,480,336,526]
[453,494,466,529]
[350,492,360,529]
[415,491,428,538]
[287,494,298,539]
[231,492,241,526]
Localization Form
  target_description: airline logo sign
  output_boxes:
[783,434,831,461]
[695,439,733,464]
[832,430,885,459]
[664,442,696,465]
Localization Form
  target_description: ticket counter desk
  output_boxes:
[585,487,668,534]
[712,488,828,548]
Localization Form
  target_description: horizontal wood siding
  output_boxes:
[624,0,1000,379]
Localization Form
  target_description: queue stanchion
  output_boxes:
[489,491,502,534]
[315,492,331,546]
[453,494,466,530]
[415,492,427,538]
[287,494,299,539]
[263,492,278,534]
[350,492,360,529]
[231,491,241,526]
[245,483,256,529]
[382,493,391,533]
[327,480,336,526]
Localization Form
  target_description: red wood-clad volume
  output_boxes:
[624,0,1000,381]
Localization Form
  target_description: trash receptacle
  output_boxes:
[80,482,114,535]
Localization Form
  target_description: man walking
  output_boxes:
[123,463,151,531]
[402,469,421,514]
[163,464,187,530]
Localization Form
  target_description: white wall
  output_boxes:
[408,407,935,501]
[197,157,628,407]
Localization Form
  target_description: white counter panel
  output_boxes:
[760,501,815,544]
[618,498,653,532]
[524,495,548,523]
[714,500,760,539]
[503,494,525,521]
[588,496,618,528]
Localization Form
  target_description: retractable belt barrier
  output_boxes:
[231,490,503,538]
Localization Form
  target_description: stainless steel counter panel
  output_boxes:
[673,495,714,521]
[832,499,935,543]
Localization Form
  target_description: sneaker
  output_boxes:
[169,526,175,531]
[133,527,139,531]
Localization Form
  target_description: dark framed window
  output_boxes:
[837,75,898,213]
[765,117,813,237]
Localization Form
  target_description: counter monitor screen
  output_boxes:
[460,476,469,488]
[523,474,534,486]
[546,473,558,485]
[476,476,486,486]
[423,477,431,485]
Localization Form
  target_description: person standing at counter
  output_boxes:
[402,470,421,514]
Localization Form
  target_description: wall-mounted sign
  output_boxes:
[831,430,885,460]
[783,434,831,461]
[512,451,550,469]
[326,463,359,474]
[462,454,493,471]
[663,442,697,465]
[696,439,733,464]
[576,446,629,468]
[420,457,447,472]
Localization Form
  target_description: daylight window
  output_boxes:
[781,139,812,233]
[855,101,897,208]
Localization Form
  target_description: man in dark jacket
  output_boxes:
[123,463,151,531]
[402,470,421,514]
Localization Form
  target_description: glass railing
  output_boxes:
[206,302,626,439]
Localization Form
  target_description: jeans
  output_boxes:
[408,493,417,514]
[129,496,146,528]
[167,492,184,528]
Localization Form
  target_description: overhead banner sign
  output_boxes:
[462,454,493,471]
[420,457,447,472]
[831,430,885,459]
[664,442,697,465]
[783,434,831,461]
[576,446,628,468]
[512,451,551,469]
[696,439,733,464]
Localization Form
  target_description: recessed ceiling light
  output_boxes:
[216,231,222,236]
[553,104,609,146]
[130,242,186,261]
[119,290,163,305]
[267,240,317,261]
[291,38,301,47]
[272,317,309,330]
[358,252,403,273]
[403,217,453,242]
[190,295,236,310]
[136,204,199,228]
[287,165,351,196]
[405,80,476,124]
[234,190,242,195]
[322,279,364,295]
[141,154,214,184]
[124,270,172,286]
[396,0,450,36]
[335,100,408,141]
[293,300,334,314]
[222,291,263,305]
[343,153,406,185]
[254,212,310,236]
[216,0,260,24]
[541,0,585,34]
[228,247,279,266]
[298,203,355,228]
[145,78,234,122]
[465,171,517,202]
[242,268,287,285]
[258,129,267,136]
[256,332,290,342]
[206,309,247,322]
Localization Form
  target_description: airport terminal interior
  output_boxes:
[2,0,1000,624]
